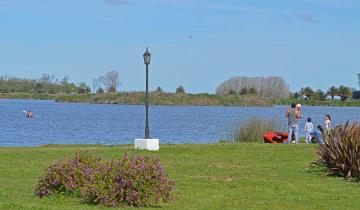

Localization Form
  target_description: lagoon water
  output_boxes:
[0,99,359,146]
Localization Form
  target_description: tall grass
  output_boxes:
[0,92,58,100]
[228,118,284,143]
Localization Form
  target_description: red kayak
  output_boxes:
[263,132,288,144]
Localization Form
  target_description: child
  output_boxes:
[311,125,325,144]
[304,118,314,144]
[295,104,303,119]
[325,114,331,134]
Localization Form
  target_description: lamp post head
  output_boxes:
[143,47,151,65]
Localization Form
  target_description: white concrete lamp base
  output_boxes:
[134,138,159,151]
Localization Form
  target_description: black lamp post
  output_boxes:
[143,48,151,139]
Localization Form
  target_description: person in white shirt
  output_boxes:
[304,117,314,144]
[325,114,331,133]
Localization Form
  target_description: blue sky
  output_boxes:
[1,0,359,93]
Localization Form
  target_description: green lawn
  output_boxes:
[0,144,359,210]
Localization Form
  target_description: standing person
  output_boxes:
[285,103,301,144]
[324,114,331,144]
[304,118,314,144]
[325,114,331,133]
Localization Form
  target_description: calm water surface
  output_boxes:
[0,99,359,146]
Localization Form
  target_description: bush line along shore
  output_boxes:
[2,92,360,107]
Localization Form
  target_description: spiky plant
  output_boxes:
[315,122,360,179]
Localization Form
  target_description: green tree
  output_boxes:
[61,76,76,94]
[155,86,163,93]
[64,83,76,94]
[248,87,257,95]
[300,87,314,100]
[35,82,45,94]
[228,89,237,95]
[176,85,185,94]
[77,82,91,94]
[96,87,104,94]
[239,87,248,95]
[337,85,352,101]
[38,74,56,94]
[292,92,300,99]
[327,86,338,100]
[314,89,326,101]
[352,90,360,100]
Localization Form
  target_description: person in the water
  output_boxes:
[27,111,33,118]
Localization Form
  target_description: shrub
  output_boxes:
[314,122,360,179]
[248,87,257,95]
[80,154,175,207]
[96,87,104,94]
[155,86,163,93]
[352,90,360,100]
[228,89,237,95]
[35,153,175,208]
[35,152,101,197]
[239,87,248,95]
[228,118,284,143]
[175,85,185,94]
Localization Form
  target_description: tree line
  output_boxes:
[291,73,360,101]
[0,74,80,94]
[216,74,360,102]
[293,85,356,101]
[0,74,109,95]
[0,71,188,95]
[0,71,126,94]
[4,71,359,102]
[215,76,290,99]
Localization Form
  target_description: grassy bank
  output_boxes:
[1,144,360,210]
[2,92,360,107]
[56,92,272,107]
[0,92,58,100]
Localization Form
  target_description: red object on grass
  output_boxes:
[263,132,288,144]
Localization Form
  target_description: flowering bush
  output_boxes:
[35,153,175,208]
[80,154,175,207]
[35,152,101,197]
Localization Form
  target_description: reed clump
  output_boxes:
[228,118,284,143]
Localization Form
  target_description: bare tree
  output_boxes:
[216,76,290,99]
[101,71,120,92]
[92,78,99,93]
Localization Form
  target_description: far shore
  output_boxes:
[2,92,360,107]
